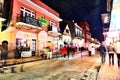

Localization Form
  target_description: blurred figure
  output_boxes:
[107,43,115,65]
[114,41,120,67]
[46,47,52,59]
[88,44,92,56]
[79,46,85,58]
[0,40,8,73]
[67,44,71,58]
[70,44,75,57]
[60,45,67,58]
[99,41,107,64]
[1,41,8,66]
[0,44,2,63]
[14,46,22,59]
[91,46,95,55]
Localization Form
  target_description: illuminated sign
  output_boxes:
[38,17,48,27]
[101,13,110,24]
[109,0,120,31]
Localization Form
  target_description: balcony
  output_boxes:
[48,25,61,37]
[15,14,42,33]
[17,14,40,27]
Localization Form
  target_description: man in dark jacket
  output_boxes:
[99,41,107,64]
[0,40,8,73]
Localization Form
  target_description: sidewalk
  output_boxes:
[0,56,43,67]
[98,53,120,80]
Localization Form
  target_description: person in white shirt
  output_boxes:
[91,46,95,55]
[88,45,92,56]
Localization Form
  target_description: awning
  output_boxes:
[15,22,42,33]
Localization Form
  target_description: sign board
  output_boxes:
[38,17,48,26]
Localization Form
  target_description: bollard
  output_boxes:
[11,66,16,73]
[20,53,25,72]
[20,64,25,72]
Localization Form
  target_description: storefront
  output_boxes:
[16,31,37,57]
[0,0,62,58]
[47,32,62,52]
[39,30,48,50]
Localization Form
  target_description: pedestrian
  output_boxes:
[91,46,95,55]
[46,47,52,59]
[107,43,115,65]
[0,40,8,73]
[70,44,75,57]
[80,46,85,57]
[14,46,22,59]
[67,44,71,58]
[98,41,107,64]
[113,41,120,67]
[0,44,2,63]
[60,45,67,58]
[88,44,92,56]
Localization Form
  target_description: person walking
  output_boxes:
[91,46,95,55]
[67,44,71,58]
[99,41,107,64]
[79,46,85,58]
[0,41,8,73]
[46,47,52,59]
[114,41,120,67]
[60,45,67,58]
[88,44,92,56]
[107,43,115,65]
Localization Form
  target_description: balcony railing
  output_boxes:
[17,14,40,27]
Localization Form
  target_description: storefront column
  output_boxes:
[36,33,40,56]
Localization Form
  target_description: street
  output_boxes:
[1,52,120,80]
[0,52,100,80]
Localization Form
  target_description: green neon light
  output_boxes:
[38,17,48,27]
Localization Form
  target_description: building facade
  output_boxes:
[0,0,62,58]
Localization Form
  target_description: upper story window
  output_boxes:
[20,7,35,18]
[41,15,45,19]
[50,20,56,27]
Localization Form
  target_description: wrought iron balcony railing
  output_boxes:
[17,14,40,27]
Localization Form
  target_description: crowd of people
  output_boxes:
[98,40,120,67]
[1,39,120,73]
[41,42,97,60]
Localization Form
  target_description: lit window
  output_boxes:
[50,20,56,27]
[20,7,35,18]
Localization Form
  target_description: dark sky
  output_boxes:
[40,0,108,42]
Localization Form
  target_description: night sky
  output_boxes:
[40,0,107,42]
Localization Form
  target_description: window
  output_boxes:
[41,15,45,19]
[50,20,56,27]
[20,7,35,18]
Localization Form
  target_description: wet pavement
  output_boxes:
[0,51,120,80]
